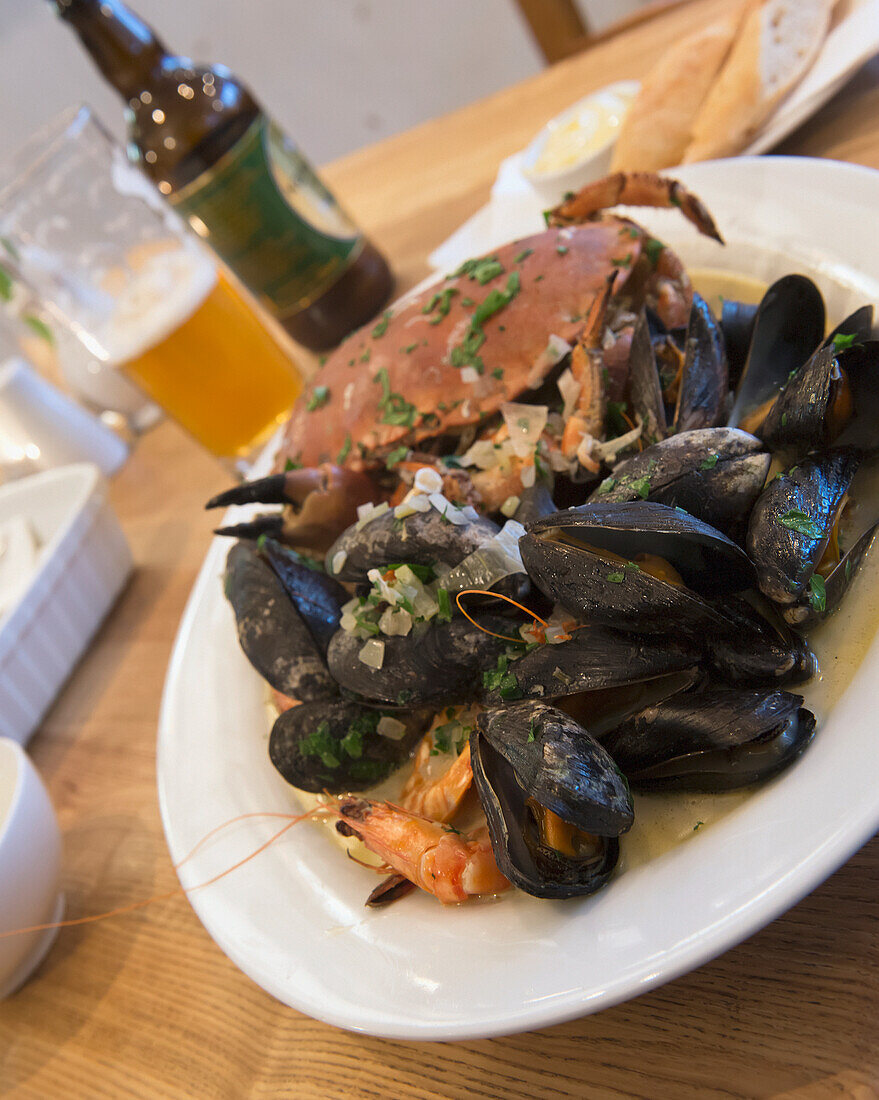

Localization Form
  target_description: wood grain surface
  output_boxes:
[3,2,879,1096]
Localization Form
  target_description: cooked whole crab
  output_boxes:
[208,173,723,546]
[211,175,879,908]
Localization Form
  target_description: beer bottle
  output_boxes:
[51,0,394,351]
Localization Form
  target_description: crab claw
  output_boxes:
[208,463,379,553]
[548,172,723,244]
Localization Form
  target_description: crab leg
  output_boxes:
[548,172,723,244]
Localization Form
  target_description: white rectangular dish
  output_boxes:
[0,463,133,743]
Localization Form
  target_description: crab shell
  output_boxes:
[279,221,693,470]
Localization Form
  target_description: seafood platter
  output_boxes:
[158,157,879,1038]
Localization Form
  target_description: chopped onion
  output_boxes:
[395,500,421,519]
[355,500,390,528]
[340,612,359,633]
[594,417,644,462]
[531,335,572,376]
[459,439,499,470]
[501,402,548,459]
[557,367,581,421]
[461,366,480,384]
[377,715,408,740]
[500,495,520,518]
[379,607,413,636]
[545,622,573,644]
[440,520,526,595]
[428,493,468,525]
[341,596,360,616]
[520,463,536,488]
[331,550,347,574]
[358,638,385,669]
[367,567,398,605]
[414,467,444,494]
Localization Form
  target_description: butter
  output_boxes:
[532,86,637,175]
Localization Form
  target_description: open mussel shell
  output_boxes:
[720,298,758,388]
[326,504,500,583]
[224,541,339,702]
[672,292,728,434]
[520,502,755,633]
[759,343,839,454]
[269,700,429,793]
[626,308,668,445]
[785,520,879,629]
[746,450,863,624]
[709,594,817,685]
[326,617,505,707]
[482,625,700,706]
[727,275,826,435]
[261,537,348,654]
[827,341,879,456]
[600,688,816,792]
[471,702,632,899]
[822,305,874,349]
[588,428,770,540]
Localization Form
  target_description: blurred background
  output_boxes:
[0,0,645,166]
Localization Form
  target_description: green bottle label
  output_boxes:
[171,116,362,317]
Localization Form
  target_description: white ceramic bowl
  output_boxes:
[521,81,640,205]
[0,737,63,998]
[0,463,133,744]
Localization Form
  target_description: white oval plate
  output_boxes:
[158,157,879,1040]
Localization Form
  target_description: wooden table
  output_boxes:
[3,2,879,1096]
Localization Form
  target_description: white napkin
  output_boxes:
[429,0,879,272]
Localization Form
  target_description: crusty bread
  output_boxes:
[610,9,746,172]
[683,0,833,163]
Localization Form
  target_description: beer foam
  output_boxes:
[98,247,217,366]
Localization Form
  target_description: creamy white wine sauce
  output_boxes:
[277,268,879,885]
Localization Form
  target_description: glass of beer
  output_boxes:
[0,106,303,465]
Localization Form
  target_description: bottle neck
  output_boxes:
[54,0,167,99]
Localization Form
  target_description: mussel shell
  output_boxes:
[471,732,620,900]
[626,308,668,444]
[521,502,755,633]
[831,341,879,456]
[481,625,701,705]
[601,689,816,791]
[759,343,836,453]
[326,617,505,707]
[720,298,758,388]
[673,293,728,433]
[746,450,859,611]
[326,505,500,583]
[224,542,338,702]
[588,428,770,539]
[477,702,634,835]
[727,274,826,434]
[269,700,429,793]
[822,305,874,349]
[261,537,348,654]
[784,520,878,629]
[709,594,817,684]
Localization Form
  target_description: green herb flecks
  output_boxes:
[808,573,827,613]
[644,237,664,266]
[700,453,719,470]
[831,332,857,351]
[779,509,823,539]
[371,311,392,339]
[607,571,625,584]
[514,248,534,263]
[306,385,330,412]
[422,286,458,325]
[436,587,452,622]
[336,433,352,465]
[611,253,633,268]
[374,367,417,427]
[385,446,409,470]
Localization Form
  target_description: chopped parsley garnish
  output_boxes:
[527,716,537,743]
[482,655,522,699]
[385,446,408,470]
[422,286,458,324]
[644,237,664,266]
[436,587,452,622]
[808,573,827,612]
[300,721,340,769]
[360,347,371,363]
[779,509,822,538]
[700,453,719,470]
[607,571,625,583]
[514,248,534,263]
[306,385,330,412]
[492,368,504,380]
[452,255,505,285]
[556,244,568,255]
[403,343,418,353]
[396,689,413,706]
[373,367,417,427]
[336,433,352,464]
[611,253,633,268]
[597,477,616,494]
[284,457,303,471]
[630,477,651,500]
[831,332,857,351]
[371,310,392,338]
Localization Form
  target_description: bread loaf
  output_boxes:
[610,9,746,172]
[683,0,833,163]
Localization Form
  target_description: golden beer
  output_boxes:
[102,248,302,458]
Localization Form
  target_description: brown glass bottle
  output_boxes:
[51,0,393,350]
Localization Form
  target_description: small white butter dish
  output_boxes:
[0,463,133,744]
[521,81,640,205]
[0,737,63,998]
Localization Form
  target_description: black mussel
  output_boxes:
[325,501,499,583]
[588,428,770,540]
[601,688,815,791]
[826,341,879,457]
[760,343,838,454]
[224,542,338,702]
[709,594,817,684]
[520,502,755,633]
[746,450,871,627]
[822,305,874,350]
[672,293,728,434]
[728,275,826,435]
[269,700,429,793]
[721,298,758,389]
[260,537,348,654]
[786,520,878,630]
[481,624,700,705]
[326,617,506,707]
[626,308,668,445]
[471,702,633,899]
